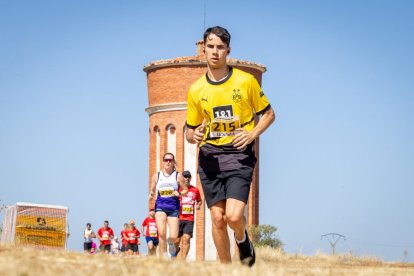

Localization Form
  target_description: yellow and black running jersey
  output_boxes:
[186,67,271,147]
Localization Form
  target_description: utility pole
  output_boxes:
[403,250,408,262]
[321,233,346,255]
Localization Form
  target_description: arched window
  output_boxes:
[166,124,176,157]
[154,126,160,172]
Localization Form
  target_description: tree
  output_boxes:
[248,224,283,249]
[0,200,6,238]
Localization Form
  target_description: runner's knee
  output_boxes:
[182,235,191,244]
[168,235,178,242]
[226,212,243,226]
[211,213,227,229]
[158,233,167,241]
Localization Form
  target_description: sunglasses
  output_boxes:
[164,158,173,162]
[184,175,191,179]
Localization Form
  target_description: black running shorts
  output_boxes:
[198,167,254,208]
[127,243,139,253]
[83,242,92,251]
[178,220,195,238]
[99,244,111,252]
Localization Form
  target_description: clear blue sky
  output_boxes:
[1,0,413,261]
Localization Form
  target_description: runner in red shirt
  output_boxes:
[120,223,129,253]
[126,220,140,255]
[97,220,114,254]
[141,208,159,256]
[174,170,202,259]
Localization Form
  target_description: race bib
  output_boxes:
[182,204,194,215]
[210,105,240,138]
[159,186,174,197]
[149,225,157,237]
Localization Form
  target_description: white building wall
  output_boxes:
[184,134,197,260]
[204,205,216,260]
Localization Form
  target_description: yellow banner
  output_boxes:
[15,215,67,247]
[15,228,66,247]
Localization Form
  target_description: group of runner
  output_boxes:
[83,157,201,260]
[148,153,202,259]
[83,219,143,255]
[85,25,274,267]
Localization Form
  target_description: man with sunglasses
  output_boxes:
[186,26,275,266]
[173,170,202,259]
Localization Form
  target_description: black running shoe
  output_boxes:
[236,230,256,267]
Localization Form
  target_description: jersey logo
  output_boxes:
[260,91,264,97]
[232,89,242,103]
[202,97,208,102]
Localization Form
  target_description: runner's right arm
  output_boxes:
[141,225,146,237]
[186,124,205,144]
[148,173,157,201]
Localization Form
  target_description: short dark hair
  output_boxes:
[104,220,109,224]
[203,26,231,47]
[183,170,192,178]
[86,223,91,227]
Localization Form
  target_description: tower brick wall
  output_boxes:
[144,44,266,260]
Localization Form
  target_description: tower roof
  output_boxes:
[143,40,266,73]
[143,56,266,73]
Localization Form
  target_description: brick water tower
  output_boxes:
[143,41,266,261]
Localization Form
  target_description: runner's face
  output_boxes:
[163,154,174,170]
[204,34,229,69]
[184,176,191,186]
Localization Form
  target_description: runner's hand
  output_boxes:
[193,124,205,144]
[232,128,254,150]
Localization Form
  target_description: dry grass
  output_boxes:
[0,246,413,276]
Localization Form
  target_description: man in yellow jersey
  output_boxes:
[185,26,275,267]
